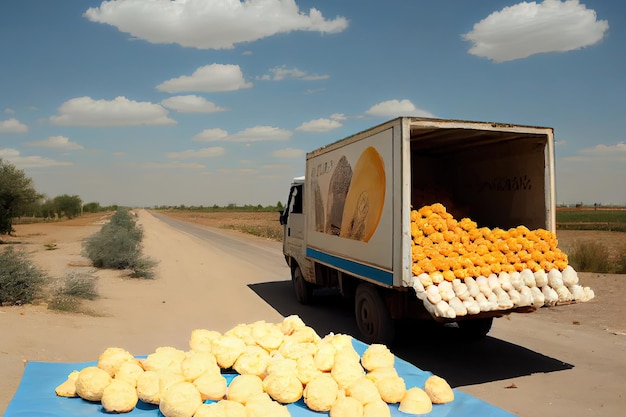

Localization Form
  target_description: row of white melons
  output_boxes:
[409,266,595,319]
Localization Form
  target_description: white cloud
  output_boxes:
[84,0,348,50]
[198,126,292,143]
[4,108,15,114]
[26,136,83,150]
[166,147,226,159]
[157,64,252,93]
[217,168,258,174]
[258,66,329,81]
[304,88,326,95]
[142,161,206,169]
[296,118,342,132]
[576,141,626,159]
[0,148,72,168]
[273,148,304,158]
[0,118,28,133]
[365,99,434,118]
[161,95,228,113]
[50,96,176,127]
[193,128,229,142]
[330,113,347,121]
[229,126,292,142]
[463,0,609,63]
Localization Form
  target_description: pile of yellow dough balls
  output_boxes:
[55,316,455,417]
[411,203,569,279]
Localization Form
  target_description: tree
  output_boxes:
[83,201,102,213]
[53,194,82,219]
[0,158,41,234]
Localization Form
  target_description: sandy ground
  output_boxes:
[0,211,624,416]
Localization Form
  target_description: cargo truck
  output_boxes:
[280,117,557,344]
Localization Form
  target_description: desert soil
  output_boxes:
[0,211,625,416]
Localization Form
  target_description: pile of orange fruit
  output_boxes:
[410,203,569,280]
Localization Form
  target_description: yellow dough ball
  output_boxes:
[232,345,269,376]
[314,342,337,372]
[181,351,218,381]
[346,377,381,405]
[158,381,202,417]
[97,347,137,377]
[331,357,365,390]
[136,370,160,405]
[75,366,112,402]
[360,344,394,371]
[142,346,186,372]
[101,379,138,413]
[398,387,432,415]
[192,372,227,401]
[263,372,303,404]
[211,335,246,369]
[251,321,284,352]
[424,375,454,404]
[363,399,392,417]
[114,361,145,387]
[330,396,364,417]
[245,394,291,417]
[303,373,339,412]
[279,315,306,336]
[375,375,406,404]
[227,374,264,405]
[189,329,221,353]
[296,354,323,385]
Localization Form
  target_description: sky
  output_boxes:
[0,0,624,208]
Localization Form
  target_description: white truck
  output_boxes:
[280,117,556,344]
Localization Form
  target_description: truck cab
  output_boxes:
[280,177,315,304]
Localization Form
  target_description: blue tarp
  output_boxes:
[5,341,517,417]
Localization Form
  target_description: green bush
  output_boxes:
[84,224,142,269]
[82,209,155,278]
[48,272,99,312]
[47,294,81,312]
[0,246,48,305]
[57,272,98,300]
[566,241,613,273]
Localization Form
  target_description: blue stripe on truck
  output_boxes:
[306,247,393,286]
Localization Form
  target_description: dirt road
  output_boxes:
[1,210,625,416]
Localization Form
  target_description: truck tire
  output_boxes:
[292,265,313,305]
[355,283,395,345]
[456,317,493,339]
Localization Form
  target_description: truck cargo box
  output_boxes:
[304,117,555,288]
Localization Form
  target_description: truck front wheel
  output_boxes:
[355,283,395,345]
[292,265,313,305]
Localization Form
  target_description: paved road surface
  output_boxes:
[152,212,626,417]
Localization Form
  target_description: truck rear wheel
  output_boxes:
[355,283,395,345]
[292,265,313,305]
[456,317,493,339]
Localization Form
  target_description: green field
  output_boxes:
[556,209,626,231]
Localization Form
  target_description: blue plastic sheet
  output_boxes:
[5,340,517,417]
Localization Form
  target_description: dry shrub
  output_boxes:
[567,241,613,273]
[0,246,48,305]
